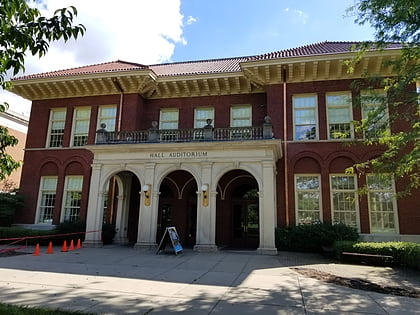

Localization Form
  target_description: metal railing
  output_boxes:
[96,124,273,145]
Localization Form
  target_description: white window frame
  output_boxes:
[71,107,91,147]
[361,89,390,138]
[293,94,318,140]
[46,108,66,148]
[35,176,58,224]
[61,175,83,222]
[159,108,179,141]
[329,174,360,230]
[230,105,252,127]
[194,107,215,128]
[367,174,399,234]
[97,105,117,132]
[295,174,322,224]
[326,91,353,140]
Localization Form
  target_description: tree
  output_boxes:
[346,0,420,195]
[0,0,85,181]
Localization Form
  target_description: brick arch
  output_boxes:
[293,156,322,173]
[328,155,357,173]
[40,160,59,175]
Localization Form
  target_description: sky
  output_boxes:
[3,0,376,117]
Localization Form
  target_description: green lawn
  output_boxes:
[0,303,96,315]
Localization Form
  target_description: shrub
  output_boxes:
[0,193,24,226]
[101,223,116,244]
[335,241,420,269]
[275,222,359,252]
[0,226,55,246]
[55,220,86,244]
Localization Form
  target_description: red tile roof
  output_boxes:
[13,41,401,81]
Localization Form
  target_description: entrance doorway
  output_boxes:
[157,171,197,247]
[231,187,259,248]
[216,170,259,249]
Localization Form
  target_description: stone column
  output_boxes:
[257,161,278,255]
[84,163,104,247]
[194,162,217,252]
[135,163,157,248]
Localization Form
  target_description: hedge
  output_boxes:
[275,222,359,252]
[335,241,420,269]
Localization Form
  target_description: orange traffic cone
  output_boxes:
[61,240,68,252]
[69,239,75,251]
[46,241,54,254]
[33,243,40,256]
[76,238,82,249]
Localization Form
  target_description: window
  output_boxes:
[293,94,317,140]
[361,90,389,138]
[326,92,353,139]
[230,105,251,127]
[72,107,91,146]
[230,105,252,139]
[295,175,321,224]
[367,174,398,233]
[47,108,66,147]
[62,176,83,222]
[37,177,57,224]
[330,175,359,228]
[97,105,117,131]
[194,107,214,128]
[159,109,179,141]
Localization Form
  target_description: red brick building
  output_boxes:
[10,42,420,253]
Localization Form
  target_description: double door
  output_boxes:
[232,202,259,248]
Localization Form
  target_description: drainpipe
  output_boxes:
[282,66,289,226]
[112,78,124,132]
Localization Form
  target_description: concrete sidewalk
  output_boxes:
[0,245,419,314]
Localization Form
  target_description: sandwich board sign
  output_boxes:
[156,226,183,255]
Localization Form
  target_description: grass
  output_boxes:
[0,303,96,315]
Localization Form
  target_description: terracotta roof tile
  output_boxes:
[13,41,402,81]
[14,60,148,80]
[250,41,402,61]
[150,57,248,76]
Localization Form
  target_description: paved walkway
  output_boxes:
[0,245,419,314]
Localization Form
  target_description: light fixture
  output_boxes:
[143,184,151,206]
[201,184,209,207]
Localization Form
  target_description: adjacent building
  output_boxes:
[9,41,420,254]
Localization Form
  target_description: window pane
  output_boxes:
[49,109,66,147]
[195,107,214,128]
[367,174,397,233]
[293,95,317,140]
[231,105,251,127]
[160,109,179,130]
[330,175,358,228]
[73,108,91,146]
[38,177,58,224]
[98,106,117,131]
[296,175,321,224]
[327,93,352,139]
[63,176,83,222]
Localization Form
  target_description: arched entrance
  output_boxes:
[216,170,259,249]
[103,171,141,244]
[157,170,197,247]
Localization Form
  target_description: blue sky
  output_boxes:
[172,0,375,61]
[4,0,376,115]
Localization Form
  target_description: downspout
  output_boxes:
[282,66,289,226]
[112,78,124,132]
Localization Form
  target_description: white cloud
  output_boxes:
[283,7,309,25]
[2,0,186,115]
[186,16,197,25]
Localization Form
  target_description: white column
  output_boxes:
[84,163,104,247]
[194,162,217,252]
[257,161,278,255]
[135,163,157,248]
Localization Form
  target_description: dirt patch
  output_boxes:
[292,267,420,298]
[0,250,30,257]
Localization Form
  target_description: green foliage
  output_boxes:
[335,240,420,268]
[0,302,95,314]
[0,0,85,181]
[345,0,420,194]
[0,192,23,226]
[55,220,86,243]
[0,226,54,245]
[102,223,116,245]
[0,104,20,181]
[275,223,359,253]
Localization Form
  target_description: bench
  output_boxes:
[341,252,394,267]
